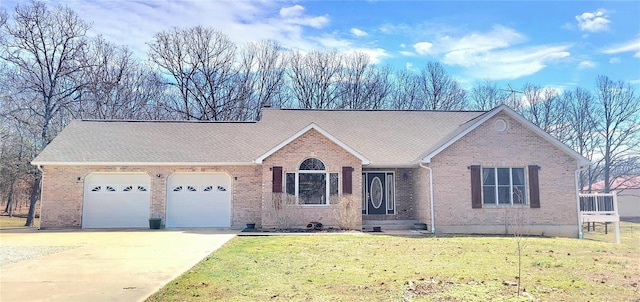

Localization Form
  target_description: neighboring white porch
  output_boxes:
[579,192,620,243]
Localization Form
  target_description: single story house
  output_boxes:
[587,176,640,218]
[32,105,590,237]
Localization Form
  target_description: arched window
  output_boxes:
[299,158,325,170]
[285,158,338,205]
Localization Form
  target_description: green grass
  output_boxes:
[148,222,640,301]
[0,215,39,229]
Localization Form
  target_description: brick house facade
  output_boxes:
[32,105,589,237]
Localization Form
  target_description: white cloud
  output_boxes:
[25,1,339,58]
[603,37,640,57]
[578,60,596,69]
[279,5,304,18]
[342,48,390,64]
[409,25,569,80]
[399,50,416,57]
[400,43,406,48]
[609,57,621,64]
[405,62,414,71]
[575,9,610,32]
[413,42,433,55]
[350,28,368,37]
[309,34,390,64]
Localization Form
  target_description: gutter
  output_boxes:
[30,161,259,166]
[37,165,44,230]
[575,165,588,239]
[419,162,435,234]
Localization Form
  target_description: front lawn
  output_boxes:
[148,222,640,301]
[0,215,39,230]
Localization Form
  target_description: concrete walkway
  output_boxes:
[0,229,237,302]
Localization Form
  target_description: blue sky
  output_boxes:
[2,0,639,91]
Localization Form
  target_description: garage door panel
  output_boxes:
[166,173,231,227]
[83,174,151,228]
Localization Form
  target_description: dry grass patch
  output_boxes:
[147,222,640,302]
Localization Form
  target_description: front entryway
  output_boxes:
[362,172,395,215]
[82,173,151,228]
[166,172,231,227]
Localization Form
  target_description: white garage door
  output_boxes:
[166,172,231,227]
[83,173,151,228]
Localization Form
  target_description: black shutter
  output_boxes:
[272,166,283,193]
[470,165,482,209]
[342,166,353,194]
[528,165,540,208]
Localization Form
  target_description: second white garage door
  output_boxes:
[166,172,231,227]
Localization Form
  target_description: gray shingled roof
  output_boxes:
[32,109,485,167]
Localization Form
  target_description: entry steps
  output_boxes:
[362,219,420,231]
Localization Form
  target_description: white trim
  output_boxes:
[31,161,256,166]
[421,105,591,167]
[254,123,370,165]
[366,163,420,168]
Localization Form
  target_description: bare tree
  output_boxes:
[562,88,600,190]
[237,40,287,120]
[78,37,168,120]
[337,52,392,109]
[594,76,640,192]
[288,49,343,109]
[1,1,90,226]
[0,9,7,31]
[520,84,568,139]
[470,79,510,110]
[389,68,421,110]
[148,26,242,120]
[416,62,467,110]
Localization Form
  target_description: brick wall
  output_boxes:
[261,129,363,228]
[40,165,261,229]
[429,112,580,237]
[414,167,431,227]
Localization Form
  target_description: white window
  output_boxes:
[285,158,339,205]
[482,167,526,205]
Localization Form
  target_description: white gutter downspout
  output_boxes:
[575,165,587,240]
[419,162,435,234]
[37,165,44,230]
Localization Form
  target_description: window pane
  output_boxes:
[497,168,510,185]
[513,185,526,204]
[386,174,395,212]
[498,186,511,204]
[286,173,295,196]
[299,158,325,170]
[482,168,495,185]
[299,173,326,204]
[362,174,367,213]
[512,168,525,185]
[483,185,496,204]
[330,173,338,196]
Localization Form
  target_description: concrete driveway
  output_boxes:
[0,229,237,302]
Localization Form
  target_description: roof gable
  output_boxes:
[420,105,591,167]
[254,123,370,165]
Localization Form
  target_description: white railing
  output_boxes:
[579,192,618,215]
[579,191,620,244]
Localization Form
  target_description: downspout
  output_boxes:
[37,165,44,230]
[575,165,587,239]
[419,162,435,234]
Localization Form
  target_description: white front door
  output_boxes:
[83,173,151,228]
[166,172,231,227]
